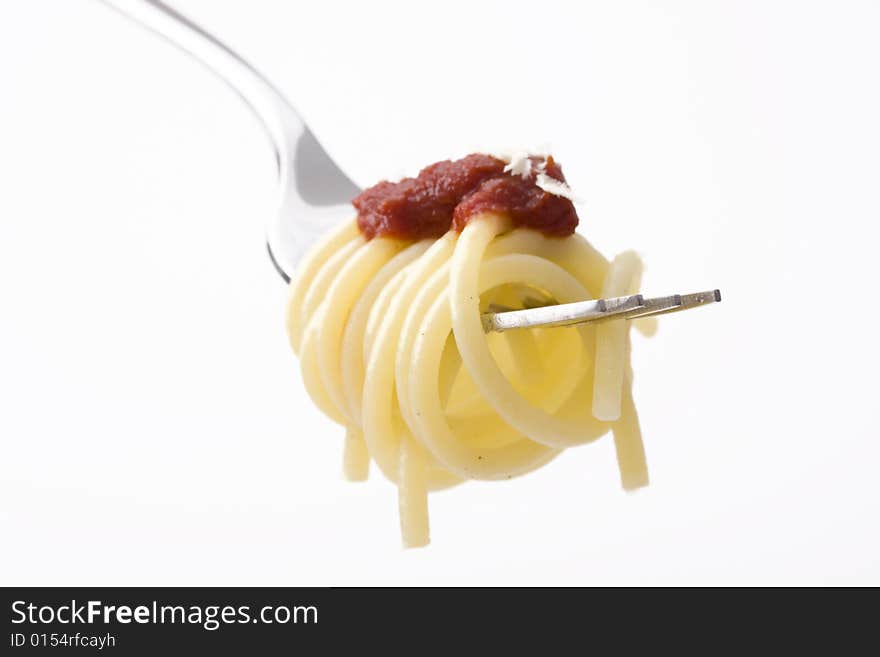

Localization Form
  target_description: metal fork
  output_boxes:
[103,0,720,331]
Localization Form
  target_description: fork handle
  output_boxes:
[99,1,359,279]
[101,0,303,172]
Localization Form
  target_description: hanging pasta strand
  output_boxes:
[612,363,649,491]
[592,250,643,421]
[342,428,370,482]
[398,435,430,548]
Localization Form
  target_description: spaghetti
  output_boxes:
[286,153,652,547]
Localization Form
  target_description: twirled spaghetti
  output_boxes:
[286,153,652,547]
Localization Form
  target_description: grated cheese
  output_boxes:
[492,148,581,202]
[503,151,532,178]
[535,172,580,202]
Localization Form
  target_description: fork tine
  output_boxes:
[481,290,720,332]
[621,289,720,320]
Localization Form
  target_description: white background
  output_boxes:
[1,0,878,585]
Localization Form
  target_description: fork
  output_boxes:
[103,0,720,330]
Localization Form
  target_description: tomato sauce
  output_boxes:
[353,153,579,240]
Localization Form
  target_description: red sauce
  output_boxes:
[353,153,579,240]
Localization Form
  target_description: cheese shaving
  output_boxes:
[492,148,581,202]
[503,151,532,179]
[535,172,580,202]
